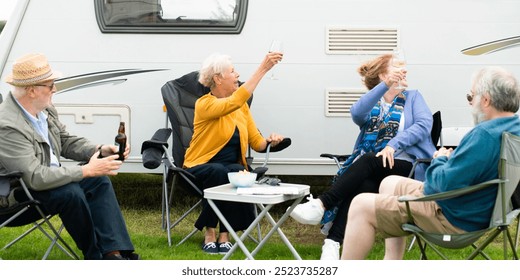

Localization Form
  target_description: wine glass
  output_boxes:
[268,40,283,80]
[392,49,406,89]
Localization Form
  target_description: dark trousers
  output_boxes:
[319,152,412,243]
[31,176,134,260]
[187,163,255,233]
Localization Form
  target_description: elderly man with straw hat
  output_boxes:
[0,53,138,260]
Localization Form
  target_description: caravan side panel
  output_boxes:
[1,0,519,175]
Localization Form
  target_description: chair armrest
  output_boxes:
[140,128,172,154]
[399,178,506,227]
[407,158,433,178]
[141,128,172,169]
[141,140,168,153]
[254,138,291,173]
[257,138,292,153]
[320,153,351,170]
[416,158,432,164]
[398,178,506,203]
[320,153,351,162]
[270,137,291,152]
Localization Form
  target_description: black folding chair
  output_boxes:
[141,71,291,246]
[0,171,79,259]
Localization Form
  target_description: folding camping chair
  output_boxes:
[399,131,520,260]
[141,71,291,246]
[513,180,520,251]
[406,111,442,177]
[0,171,79,259]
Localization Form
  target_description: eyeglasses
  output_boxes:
[33,82,55,90]
[466,91,475,102]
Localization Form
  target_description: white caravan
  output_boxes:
[1,0,519,175]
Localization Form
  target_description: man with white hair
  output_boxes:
[340,66,520,260]
[0,53,138,260]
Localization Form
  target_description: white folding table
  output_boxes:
[204,182,310,260]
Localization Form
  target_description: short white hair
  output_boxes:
[472,66,520,113]
[198,53,233,88]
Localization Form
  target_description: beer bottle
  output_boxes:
[115,122,127,161]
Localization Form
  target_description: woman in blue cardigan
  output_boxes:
[290,54,436,260]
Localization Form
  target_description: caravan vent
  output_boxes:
[326,27,398,54]
[325,88,365,117]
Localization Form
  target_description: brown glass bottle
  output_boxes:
[115,122,127,161]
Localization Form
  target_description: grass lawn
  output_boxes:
[0,173,518,260]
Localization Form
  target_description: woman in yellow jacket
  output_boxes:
[184,52,285,254]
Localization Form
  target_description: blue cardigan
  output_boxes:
[424,115,520,232]
[350,82,436,180]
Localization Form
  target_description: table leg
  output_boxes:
[206,198,259,260]
[224,203,274,260]
[250,196,304,260]
[225,203,274,259]
[206,195,305,260]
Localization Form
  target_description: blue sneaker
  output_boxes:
[218,242,233,255]
[202,242,218,254]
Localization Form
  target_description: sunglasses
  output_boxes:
[33,82,55,90]
[466,91,475,102]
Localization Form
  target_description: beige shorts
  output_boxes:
[375,177,466,238]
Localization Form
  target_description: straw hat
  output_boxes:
[4,53,61,86]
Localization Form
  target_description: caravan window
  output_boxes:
[0,21,6,34]
[95,0,248,34]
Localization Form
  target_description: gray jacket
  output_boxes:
[0,93,96,191]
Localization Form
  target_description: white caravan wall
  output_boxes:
[0,0,519,175]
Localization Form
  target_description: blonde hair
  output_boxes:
[357,54,392,90]
[198,53,233,88]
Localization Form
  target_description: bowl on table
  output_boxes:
[228,172,257,188]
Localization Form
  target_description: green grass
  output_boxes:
[0,173,518,260]
[0,206,330,260]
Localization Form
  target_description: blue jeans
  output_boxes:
[31,176,134,259]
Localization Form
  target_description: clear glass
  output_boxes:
[268,40,284,80]
[392,50,406,89]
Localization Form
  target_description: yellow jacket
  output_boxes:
[183,86,265,169]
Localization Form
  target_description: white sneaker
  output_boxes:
[320,239,340,260]
[289,195,324,225]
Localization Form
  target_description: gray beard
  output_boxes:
[472,111,486,125]
[471,99,486,125]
